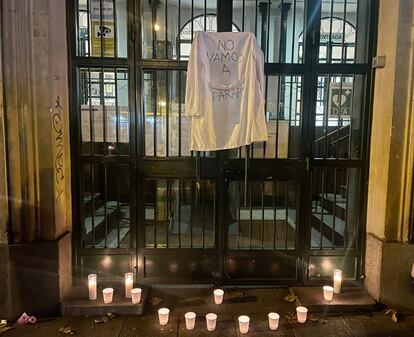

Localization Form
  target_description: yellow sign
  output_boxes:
[90,0,115,57]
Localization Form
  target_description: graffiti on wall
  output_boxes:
[52,95,64,204]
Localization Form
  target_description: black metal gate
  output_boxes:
[68,0,377,285]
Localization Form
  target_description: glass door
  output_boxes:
[68,0,377,285]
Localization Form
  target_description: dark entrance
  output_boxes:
[68,0,377,285]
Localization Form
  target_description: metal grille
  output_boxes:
[144,179,216,248]
[82,163,131,248]
[79,67,129,155]
[143,69,214,157]
[314,74,365,159]
[319,0,357,64]
[310,167,359,250]
[142,0,219,60]
[230,74,303,159]
[233,0,305,63]
[228,181,298,250]
[77,0,128,57]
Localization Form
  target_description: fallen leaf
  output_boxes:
[320,319,328,324]
[150,297,163,306]
[391,312,399,323]
[284,293,298,303]
[59,326,75,335]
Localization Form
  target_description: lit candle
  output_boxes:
[213,289,224,305]
[238,315,250,334]
[102,288,114,304]
[323,285,334,301]
[158,308,170,325]
[125,272,133,298]
[333,269,342,294]
[205,313,217,331]
[88,274,97,300]
[296,306,308,323]
[268,312,280,330]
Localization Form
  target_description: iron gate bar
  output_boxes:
[341,0,347,63]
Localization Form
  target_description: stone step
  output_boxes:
[290,286,377,313]
[61,285,149,316]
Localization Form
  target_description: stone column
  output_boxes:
[365,0,414,310]
[1,0,71,243]
[0,0,72,319]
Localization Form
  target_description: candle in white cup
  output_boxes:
[88,274,97,300]
[268,312,280,330]
[333,269,342,294]
[158,308,170,325]
[184,312,196,330]
[131,288,142,304]
[102,288,114,304]
[125,272,133,298]
[213,289,224,304]
[296,306,308,323]
[238,315,250,334]
[205,313,217,331]
[323,285,334,301]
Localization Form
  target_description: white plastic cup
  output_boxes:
[296,306,308,323]
[213,289,224,305]
[158,308,170,326]
[131,288,142,304]
[323,285,334,302]
[238,315,250,334]
[268,312,280,330]
[184,312,196,330]
[102,288,114,304]
[205,313,217,331]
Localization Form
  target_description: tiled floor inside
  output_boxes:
[2,288,414,337]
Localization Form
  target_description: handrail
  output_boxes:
[314,124,350,144]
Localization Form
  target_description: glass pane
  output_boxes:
[77,0,128,57]
[80,67,129,155]
[144,179,216,248]
[228,180,297,250]
[311,167,359,250]
[314,74,365,159]
[232,75,302,159]
[235,0,305,63]
[142,0,219,60]
[319,0,358,64]
[82,164,130,248]
[143,70,213,157]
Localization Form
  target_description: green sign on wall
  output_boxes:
[328,83,353,117]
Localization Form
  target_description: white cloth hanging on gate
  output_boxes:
[185,31,268,151]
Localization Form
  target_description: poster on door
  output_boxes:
[328,83,353,117]
[90,0,115,57]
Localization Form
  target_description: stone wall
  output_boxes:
[365,0,414,310]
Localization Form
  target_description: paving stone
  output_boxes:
[3,317,70,337]
[64,315,126,337]
[233,313,294,337]
[178,313,236,337]
[289,316,353,337]
[342,313,414,337]
[400,312,414,331]
[148,288,295,316]
[120,313,179,337]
